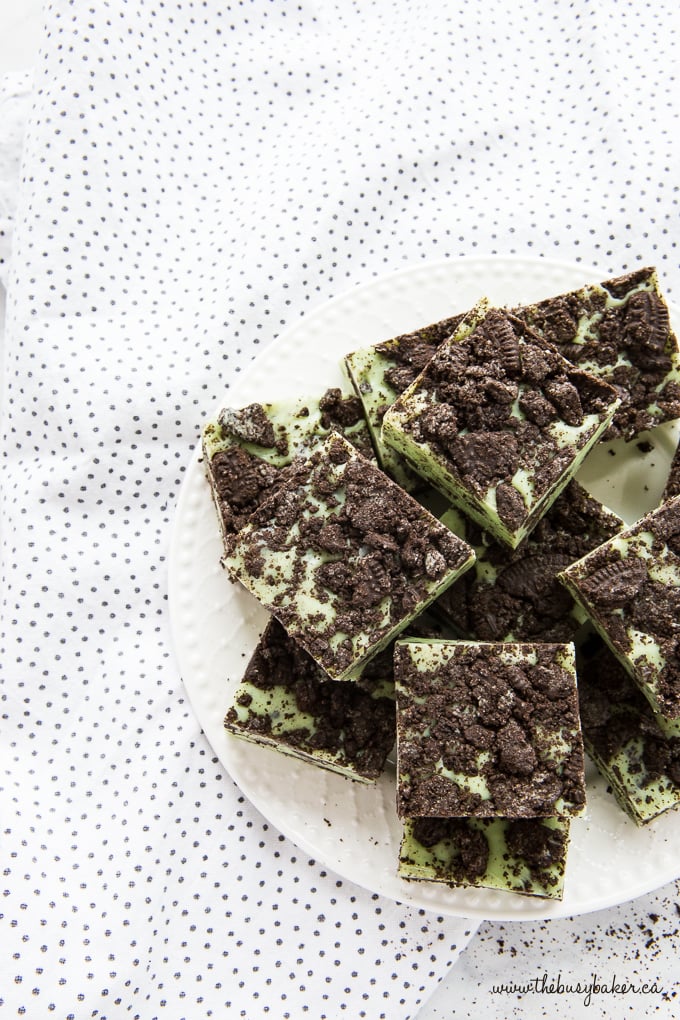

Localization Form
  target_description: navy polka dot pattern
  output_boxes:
[1,1,679,1017]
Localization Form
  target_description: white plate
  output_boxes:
[169,255,680,921]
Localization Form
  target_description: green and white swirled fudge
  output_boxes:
[224,616,396,782]
[381,308,620,549]
[223,432,475,681]
[343,307,475,490]
[202,387,374,556]
[434,480,624,642]
[394,639,587,819]
[576,633,680,825]
[661,444,680,689]
[398,816,570,899]
[513,266,680,442]
[559,494,680,730]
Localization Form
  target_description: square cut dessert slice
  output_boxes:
[345,268,679,452]
[224,616,396,782]
[434,480,624,643]
[344,306,478,490]
[381,308,620,549]
[559,494,680,726]
[202,387,374,556]
[576,633,680,824]
[223,611,454,783]
[513,266,680,442]
[394,639,586,819]
[223,432,475,681]
[398,816,570,900]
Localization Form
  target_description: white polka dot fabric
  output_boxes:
[1,1,678,1018]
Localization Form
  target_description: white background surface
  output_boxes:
[1,3,679,1019]
[0,0,42,73]
[0,0,41,333]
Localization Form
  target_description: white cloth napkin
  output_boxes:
[1,2,679,1019]
[0,70,33,417]
[0,72,32,282]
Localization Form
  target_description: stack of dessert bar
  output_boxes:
[203,267,680,901]
[205,388,471,780]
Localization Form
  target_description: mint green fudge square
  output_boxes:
[382,307,620,549]
[394,639,586,819]
[399,816,570,900]
[514,266,680,442]
[203,387,374,555]
[577,633,680,825]
[224,616,396,782]
[559,494,680,727]
[223,433,475,681]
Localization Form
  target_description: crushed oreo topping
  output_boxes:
[224,616,396,780]
[561,496,680,717]
[211,445,286,543]
[514,268,680,441]
[395,642,586,819]
[581,557,648,608]
[397,308,617,529]
[374,312,467,394]
[219,402,281,450]
[504,819,568,878]
[227,433,473,679]
[434,481,622,642]
[318,387,366,433]
[577,635,680,787]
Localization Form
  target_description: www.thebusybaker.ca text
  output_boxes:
[491,972,663,1007]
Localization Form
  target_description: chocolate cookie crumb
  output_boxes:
[224,616,396,780]
[394,640,586,819]
[514,267,680,441]
[382,307,619,549]
[225,432,474,680]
